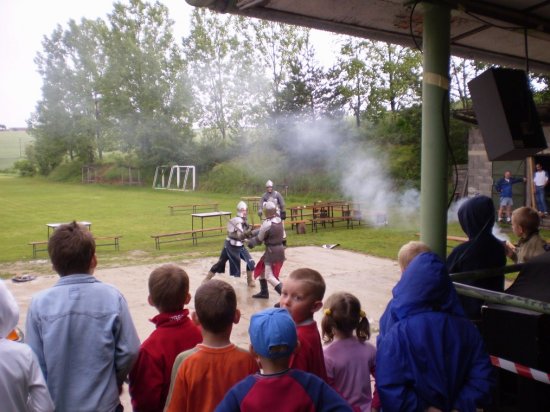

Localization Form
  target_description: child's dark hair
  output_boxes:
[148,264,190,313]
[48,221,95,276]
[194,279,236,333]
[321,292,370,343]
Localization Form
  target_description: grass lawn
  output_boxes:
[2,175,539,272]
[0,175,425,265]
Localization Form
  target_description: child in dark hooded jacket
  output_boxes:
[446,195,506,320]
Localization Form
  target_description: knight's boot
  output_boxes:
[273,283,283,307]
[202,271,215,284]
[246,270,255,288]
[252,279,269,299]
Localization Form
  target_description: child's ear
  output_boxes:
[311,300,323,313]
[147,295,154,307]
[184,293,191,305]
[89,254,98,273]
[233,308,241,325]
[191,311,201,326]
[249,344,262,368]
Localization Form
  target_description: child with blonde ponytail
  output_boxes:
[321,292,376,412]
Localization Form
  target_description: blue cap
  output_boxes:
[249,308,297,359]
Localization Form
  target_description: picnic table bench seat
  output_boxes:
[151,230,197,249]
[168,203,219,215]
[29,235,122,258]
[151,223,264,250]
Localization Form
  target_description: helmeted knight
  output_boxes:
[203,201,256,287]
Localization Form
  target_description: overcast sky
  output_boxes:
[0,0,337,128]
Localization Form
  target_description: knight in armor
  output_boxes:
[248,201,285,299]
[258,180,286,220]
[258,179,287,246]
[203,201,256,287]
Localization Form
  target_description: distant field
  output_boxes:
[0,130,33,169]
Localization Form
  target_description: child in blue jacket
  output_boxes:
[376,252,494,412]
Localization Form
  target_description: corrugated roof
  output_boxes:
[187,0,550,74]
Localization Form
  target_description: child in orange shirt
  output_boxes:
[165,279,259,412]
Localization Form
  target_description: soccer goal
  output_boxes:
[153,165,196,191]
[152,165,171,189]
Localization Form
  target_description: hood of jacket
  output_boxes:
[458,195,495,239]
[391,252,465,321]
[0,280,19,338]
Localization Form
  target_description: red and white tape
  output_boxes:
[490,355,550,385]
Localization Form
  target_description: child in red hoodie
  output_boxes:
[129,264,202,412]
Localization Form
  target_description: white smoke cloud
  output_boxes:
[492,225,510,242]
[282,118,421,227]
[447,198,470,224]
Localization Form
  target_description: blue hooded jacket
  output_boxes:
[376,252,494,412]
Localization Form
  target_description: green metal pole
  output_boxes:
[420,3,451,258]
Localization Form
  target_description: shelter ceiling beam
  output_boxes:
[428,0,550,34]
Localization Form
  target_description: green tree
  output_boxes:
[246,20,310,117]
[449,57,488,109]
[29,0,194,174]
[327,38,374,127]
[277,33,326,121]
[29,18,109,172]
[368,42,422,115]
[103,0,194,168]
[184,9,266,148]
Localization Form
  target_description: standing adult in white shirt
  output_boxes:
[533,163,549,216]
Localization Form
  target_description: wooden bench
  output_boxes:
[311,215,357,232]
[415,233,468,244]
[152,223,264,250]
[29,241,48,258]
[447,235,468,243]
[29,235,122,258]
[93,235,122,251]
[168,203,219,215]
[151,230,197,249]
[192,226,228,242]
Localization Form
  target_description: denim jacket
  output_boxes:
[26,274,140,412]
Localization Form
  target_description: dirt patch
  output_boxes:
[5,246,400,409]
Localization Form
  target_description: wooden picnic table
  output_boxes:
[47,221,91,238]
[168,203,219,215]
[191,211,232,236]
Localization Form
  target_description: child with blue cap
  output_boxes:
[215,308,352,411]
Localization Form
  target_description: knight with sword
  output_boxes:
[203,201,256,287]
[247,201,285,299]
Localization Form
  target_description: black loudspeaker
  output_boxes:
[468,68,547,161]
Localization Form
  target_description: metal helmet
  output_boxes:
[266,180,273,188]
[263,201,277,217]
[236,201,248,217]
